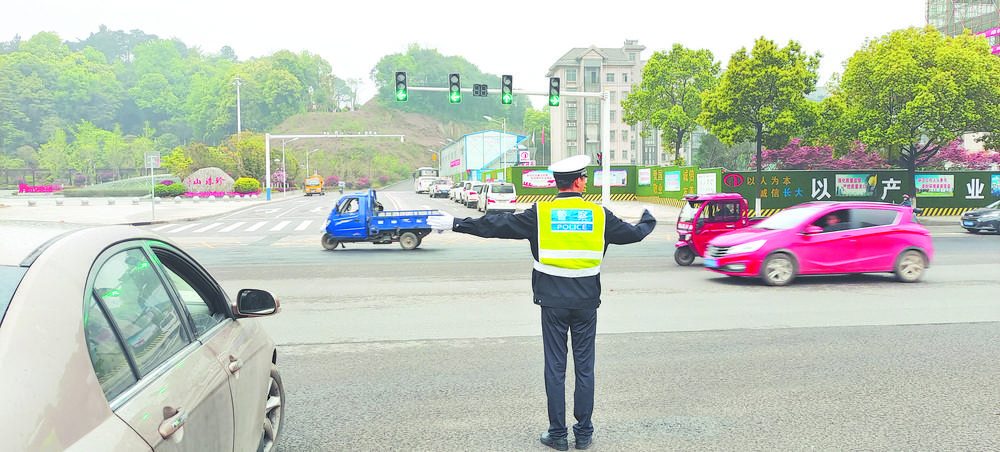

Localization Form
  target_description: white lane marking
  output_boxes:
[168,223,201,233]
[294,220,313,231]
[194,223,223,233]
[270,221,290,231]
[246,221,268,232]
[219,222,246,233]
[151,224,175,231]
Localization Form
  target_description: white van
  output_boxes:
[477,182,517,213]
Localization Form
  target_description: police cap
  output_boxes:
[548,154,591,181]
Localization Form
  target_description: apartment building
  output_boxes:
[546,40,665,166]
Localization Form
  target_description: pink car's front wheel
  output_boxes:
[761,253,796,286]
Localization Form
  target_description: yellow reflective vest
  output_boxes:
[534,197,606,278]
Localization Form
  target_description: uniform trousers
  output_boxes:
[541,306,597,440]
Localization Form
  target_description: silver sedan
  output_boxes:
[0,221,285,451]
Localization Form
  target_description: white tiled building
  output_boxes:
[546,40,665,166]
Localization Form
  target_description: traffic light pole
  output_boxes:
[407,86,612,204]
[264,133,406,200]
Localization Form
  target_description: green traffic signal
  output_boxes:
[449,73,461,104]
[394,71,407,102]
[501,75,513,105]
[548,77,560,107]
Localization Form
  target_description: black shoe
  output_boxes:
[540,433,569,451]
[574,436,592,450]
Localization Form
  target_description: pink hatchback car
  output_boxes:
[704,202,933,286]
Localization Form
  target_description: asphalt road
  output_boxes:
[151,184,999,452]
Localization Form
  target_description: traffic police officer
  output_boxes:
[427,155,656,450]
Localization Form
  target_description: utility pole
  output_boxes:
[233,76,245,135]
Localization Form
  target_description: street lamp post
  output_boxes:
[484,115,508,176]
[306,148,320,175]
[280,137,299,196]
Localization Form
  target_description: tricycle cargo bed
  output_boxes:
[374,210,439,218]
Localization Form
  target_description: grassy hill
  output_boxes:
[270,101,477,184]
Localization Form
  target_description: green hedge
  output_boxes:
[234,177,261,194]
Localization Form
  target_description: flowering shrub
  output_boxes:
[154,182,187,197]
[324,175,341,186]
[74,174,87,186]
[233,177,261,194]
[354,177,371,189]
[183,191,260,198]
[378,175,389,185]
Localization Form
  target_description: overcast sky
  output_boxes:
[3,0,927,108]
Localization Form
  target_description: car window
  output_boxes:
[492,184,514,194]
[703,201,740,223]
[812,208,854,232]
[752,205,824,230]
[338,198,358,214]
[85,295,137,400]
[852,208,898,228]
[92,247,189,376]
[153,246,227,336]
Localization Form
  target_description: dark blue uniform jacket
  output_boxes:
[453,192,656,309]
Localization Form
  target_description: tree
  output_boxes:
[522,107,551,165]
[622,44,719,163]
[371,44,527,126]
[699,37,820,211]
[834,26,1000,198]
[695,134,752,170]
[752,138,888,170]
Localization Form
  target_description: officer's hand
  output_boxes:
[641,205,656,216]
[428,212,455,231]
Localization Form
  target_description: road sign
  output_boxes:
[145,151,161,169]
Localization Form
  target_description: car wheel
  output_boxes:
[399,232,419,250]
[321,233,340,250]
[894,249,926,283]
[258,365,285,452]
[674,246,696,266]
[760,253,796,286]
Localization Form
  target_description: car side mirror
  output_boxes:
[234,288,279,318]
[803,225,823,234]
[696,218,705,228]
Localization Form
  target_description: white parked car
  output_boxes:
[465,182,485,208]
[477,182,518,213]
[428,179,453,198]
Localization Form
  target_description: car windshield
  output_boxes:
[751,205,826,230]
[0,266,28,327]
[492,184,514,194]
[986,200,1000,209]
[678,201,703,223]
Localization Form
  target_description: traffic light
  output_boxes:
[394,71,407,102]
[448,73,462,103]
[501,75,513,105]
[596,152,602,166]
[548,77,560,107]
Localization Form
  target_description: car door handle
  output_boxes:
[159,406,188,438]
[228,355,243,373]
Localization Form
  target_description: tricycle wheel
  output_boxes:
[321,233,340,250]
[674,246,696,266]
[760,253,796,286]
[399,232,419,250]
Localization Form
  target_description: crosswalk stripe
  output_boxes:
[294,220,313,231]
[219,222,245,233]
[194,222,223,233]
[270,221,290,231]
[246,221,267,232]
[151,224,175,232]
[168,223,200,233]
